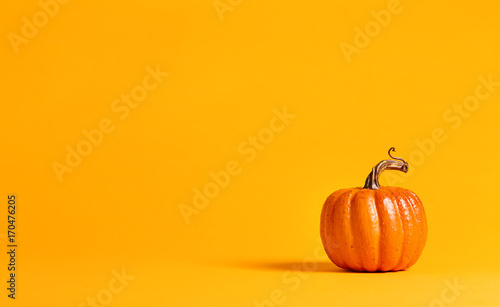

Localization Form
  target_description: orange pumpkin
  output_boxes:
[320,148,427,272]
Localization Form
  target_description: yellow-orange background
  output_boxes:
[1,0,500,306]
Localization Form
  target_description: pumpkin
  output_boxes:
[320,148,427,272]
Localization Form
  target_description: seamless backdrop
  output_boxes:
[1,0,500,306]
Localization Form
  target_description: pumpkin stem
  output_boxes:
[363,147,409,190]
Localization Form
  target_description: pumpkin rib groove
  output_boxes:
[331,189,353,269]
[392,188,420,271]
[321,188,353,270]
[373,191,383,271]
[385,188,405,271]
[339,189,356,270]
[346,189,359,271]
[352,190,373,271]
[320,189,345,248]
[402,190,427,269]
[369,191,380,272]
[408,190,428,247]
[390,189,407,271]
[350,191,362,271]
[401,191,419,269]
[352,190,379,271]
[399,189,419,270]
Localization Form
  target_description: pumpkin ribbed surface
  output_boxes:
[320,186,427,272]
